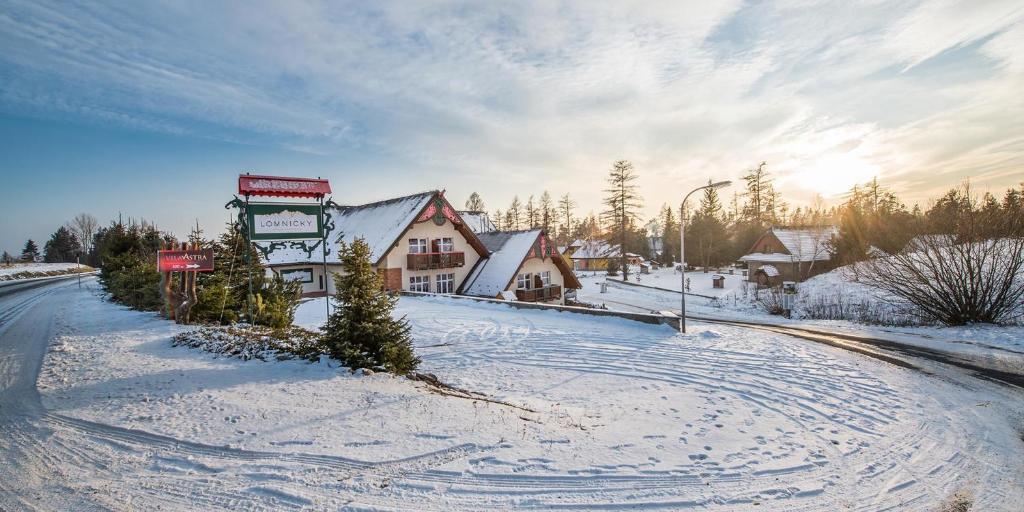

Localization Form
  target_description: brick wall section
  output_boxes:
[380,267,403,291]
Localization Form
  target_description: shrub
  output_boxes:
[606,259,620,276]
[855,237,1024,325]
[173,325,321,361]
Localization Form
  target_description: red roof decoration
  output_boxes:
[238,175,332,198]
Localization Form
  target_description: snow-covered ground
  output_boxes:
[594,266,747,298]
[30,287,1024,509]
[0,262,92,280]
[579,269,1024,368]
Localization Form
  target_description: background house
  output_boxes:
[562,239,642,271]
[462,229,581,304]
[739,227,837,286]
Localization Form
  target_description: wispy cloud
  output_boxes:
[0,0,1021,216]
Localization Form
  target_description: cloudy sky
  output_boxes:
[1,0,1022,252]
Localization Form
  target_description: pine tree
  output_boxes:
[44,226,81,263]
[508,196,523,230]
[2,251,13,266]
[525,195,537,228]
[659,204,678,266]
[492,209,504,231]
[601,160,642,281]
[539,191,554,233]
[322,238,419,375]
[687,184,727,268]
[21,239,39,262]
[558,193,576,243]
[464,192,486,211]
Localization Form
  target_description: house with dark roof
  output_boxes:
[739,227,837,286]
[462,229,582,304]
[257,191,488,296]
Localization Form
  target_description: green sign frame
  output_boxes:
[247,203,324,241]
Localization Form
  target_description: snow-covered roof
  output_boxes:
[258,191,436,265]
[772,228,836,260]
[462,230,542,297]
[571,240,619,259]
[759,264,780,277]
[458,210,496,234]
[742,227,836,263]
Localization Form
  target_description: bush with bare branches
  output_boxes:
[854,225,1024,326]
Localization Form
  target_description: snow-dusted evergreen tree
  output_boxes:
[21,239,39,262]
[2,251,13,266]
[322,238,419,375]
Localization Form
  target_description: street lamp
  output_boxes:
[679,180,732,333]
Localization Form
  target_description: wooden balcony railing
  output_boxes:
[407,251,465,270]
[515,284,562,302]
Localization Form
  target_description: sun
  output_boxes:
[791,154,879,198]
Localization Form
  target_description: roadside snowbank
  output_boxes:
[0,262,93,281]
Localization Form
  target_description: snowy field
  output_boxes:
[31,287,1024,509]
[578,269,1024,367]
[593,266,746,298]
[0,262,92,280]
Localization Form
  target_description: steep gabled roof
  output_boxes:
[741,227,837,263]
[259,191,489,266]
[462,229,581,297]
[458,210,496,234]
[571,239,619,259]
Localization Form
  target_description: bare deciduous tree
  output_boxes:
[69,212,99,254]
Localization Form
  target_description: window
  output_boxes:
[539,271,552,286]
[436,237,454,253]
[409,275,430,292]
[516,273,532,290]
[436,273,455,294]
[409,238,428,254]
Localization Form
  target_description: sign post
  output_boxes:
[158,245,215,323]
[232,173,334,326]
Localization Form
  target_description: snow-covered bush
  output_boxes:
[172,325,322,361]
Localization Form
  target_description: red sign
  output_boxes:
[238,175,332,198]
[158,249,215,272]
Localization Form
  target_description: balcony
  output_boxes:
[407,251,465,270]
[515,284,562,302]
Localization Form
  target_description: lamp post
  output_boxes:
[679,180,732,333]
